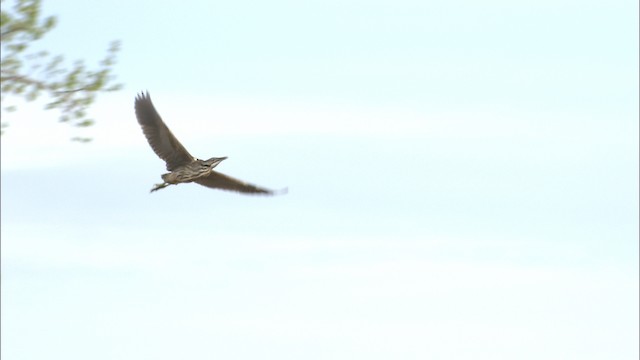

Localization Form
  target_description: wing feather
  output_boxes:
[134,92,194,171]
[194,171,280,195]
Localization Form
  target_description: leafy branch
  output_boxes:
[0,0,122,141]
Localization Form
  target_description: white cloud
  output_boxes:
[4,91,616,171]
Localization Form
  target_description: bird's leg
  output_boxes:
[150,182,170,193]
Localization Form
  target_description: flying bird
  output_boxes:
[134,91,284,195]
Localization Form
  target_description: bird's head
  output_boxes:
[201,156,227,169]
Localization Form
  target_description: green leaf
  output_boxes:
[1,0,122,141]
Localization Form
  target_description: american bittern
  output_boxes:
[134,92,284,195]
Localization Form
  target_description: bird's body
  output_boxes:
[151,157,227,192]
[134,92,283,195]
[161,158,225,185]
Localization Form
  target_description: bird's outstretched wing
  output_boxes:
[134,92,194,171]
[194,171,284,195]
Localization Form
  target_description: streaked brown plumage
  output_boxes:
[134,91,284,195]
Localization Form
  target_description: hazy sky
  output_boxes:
[1,1,638,359]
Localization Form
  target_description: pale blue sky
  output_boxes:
[1,0,638,359]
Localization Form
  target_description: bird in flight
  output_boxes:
[134,91,285,195]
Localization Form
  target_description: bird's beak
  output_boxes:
[211,157,227,167]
